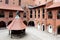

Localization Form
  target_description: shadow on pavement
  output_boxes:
[10,33,27,39]
[0,27,6,30]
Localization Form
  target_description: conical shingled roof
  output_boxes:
[7,15,26,30]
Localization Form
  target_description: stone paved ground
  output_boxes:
[0,27,60,40]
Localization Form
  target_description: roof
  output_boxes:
[7,16,26,30]
[0,5,23,11]
[28,5,34,8]
[39,2,46,6]
[46,2,60,9]
[28,2,46,9]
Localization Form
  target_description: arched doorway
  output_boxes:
[0,21,6,28]
[28,21,35,26]
[23,21,27,26]
[42,24,45,31]
[57,26,60,34]
[8,21,12,25]
[47,25,53,33]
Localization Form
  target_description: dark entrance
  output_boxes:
[28,21,35,26]
[23,21,27,26]
[57,26,60,34]
[0,21,6,28]
[8,21,12,25]
[43,25,45,31]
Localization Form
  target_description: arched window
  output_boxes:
[48,11,52,19]
[57,10,60,19]
[30,10,32,18]
[43,8,45,13]
[35,9,36,18]
[38,9,40,18]
[42,8,45,18]
[42,24,45,31]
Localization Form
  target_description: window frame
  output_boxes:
[48,11,53,19]
[35,9,36,18]
[0,11,5,18]
[9,11,13,18]
[57,10,60,19]
[5,0,9,4]
[38,9,40,18]
[43,8,45,13]
[42,8,45,18]
[30,10,32,18]
[19,0,21,6]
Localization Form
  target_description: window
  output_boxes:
[23,12,26,18]
[38,9,40,13]
[42,14,44,18]
[50,26,52,29]
[0,0,2,2]
[42,8,45,18]
[48,11,52,19]
[0,11,5,18]
[30,10,32,18]
[57,10,60,19]
[19,0,21,6]
[38,9,40,18]
[35,10,36,18]
[9,11,13,18]
[38,13,40,18]
[17,11,20,17]
[5,0,9,4]
[43,8,45,13]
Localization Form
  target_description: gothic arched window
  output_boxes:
[30,10,32,18]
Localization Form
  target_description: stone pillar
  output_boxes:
[32,9,35,19]
[52,10,57,35]
[45,9,48,32]
[5,11,9,26]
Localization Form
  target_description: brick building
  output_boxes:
[0,0,60,35]
[21,0,60,35]
[0,0,23,28]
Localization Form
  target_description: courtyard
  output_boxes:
[0,27,60,40]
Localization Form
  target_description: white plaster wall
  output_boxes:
[38,23,41,30]
[48,25,53,33]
